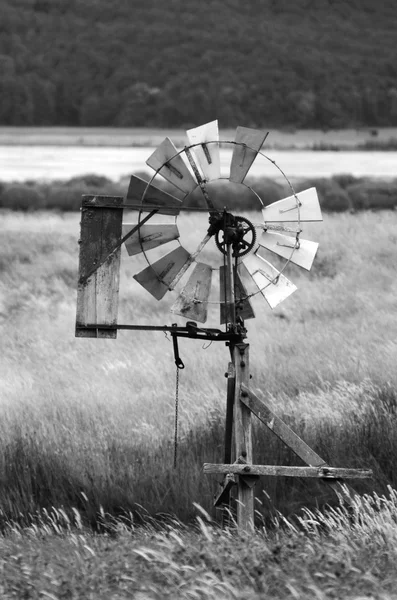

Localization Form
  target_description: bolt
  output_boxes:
[240,361,245,367]
[224,372,228,378]
[241,451,247,457]
[243,466,251,472]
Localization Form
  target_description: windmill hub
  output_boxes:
[210,212,257,258]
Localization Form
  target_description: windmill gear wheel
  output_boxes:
[213,214,257,258]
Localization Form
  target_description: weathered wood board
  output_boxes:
[219,266,255,324]
[229,127,268,183]
[122,223,179,256]
[171,262,212,323]
[262,188,322,223]
[127,175,182,215]
[186,120,221,181]
[233,343,254,532]
[242,253,297,308]
[133,246,191,300]
[258,231,319,271]
[204,464,372,478]
[146,137,197,195]
[76,195,123,338]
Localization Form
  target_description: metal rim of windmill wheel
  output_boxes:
[121,120,323,328]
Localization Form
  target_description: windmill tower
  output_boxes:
[76,121,371,531]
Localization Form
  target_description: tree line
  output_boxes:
[1,0,397,129]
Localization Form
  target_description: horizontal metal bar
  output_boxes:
[76,323,245,342]
[82,202,215,213]
[204,464,373,479]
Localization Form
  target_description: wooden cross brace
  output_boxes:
[204,344,372,532]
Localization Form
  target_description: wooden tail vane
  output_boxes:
[75,121,372,530]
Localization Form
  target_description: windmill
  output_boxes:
[75,120,371,531]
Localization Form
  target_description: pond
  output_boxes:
[1,145,396,182]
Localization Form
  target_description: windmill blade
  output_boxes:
[171,263,213,323]
[258,231,319,271]
[242,253,297,309]
[133,246,190,301]
[122,223,180,256]
[146,138,197,195]
[229,127,268,183]
[127,175,183,215]
[219,266,255,324]
[262,188,322,223]
[186,120,221,181]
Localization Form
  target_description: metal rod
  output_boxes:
[79,209,158,284]
[92,203,214,213]
[226,244,236,327]
[184,147,217,212]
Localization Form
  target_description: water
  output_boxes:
[1,145,396,181]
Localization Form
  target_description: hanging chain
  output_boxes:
[174,365,179,469]
[171,329,184,469]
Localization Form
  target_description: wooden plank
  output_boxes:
[122,223,179,256]
[262,188,322,223]
[233,343,255,532]
[171,263,213,323]
[204,464,372,479]
[220,266,255,324]
[229,127,268,183]
[76,196,123,338]
[127,175,182,215]
[186,120,221,181]
[239,383,365,503]
[242,253,297,309]
[146,138,197,195]
[258,232,319,271]
[133,246,190,301]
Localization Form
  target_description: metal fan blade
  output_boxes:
[262,188,322,223]
[258,231,319,271]
[186,120,221,181]
[242,253,297,309]
[171,263,213,323]
[219,266,255,324]
[229,127,268,183]
[133,246,190,301]
[122,223,180,256]
[127,175,183,215]
[146,138,197,195]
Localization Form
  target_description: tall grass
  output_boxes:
[1,209,397,529]
[2,489,397,599]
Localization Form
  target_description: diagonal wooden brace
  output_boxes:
[214,473,237,507]
[239,383,371,505]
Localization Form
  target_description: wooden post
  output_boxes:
[233,342,254,532]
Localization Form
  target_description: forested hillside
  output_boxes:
[1,0,397,128]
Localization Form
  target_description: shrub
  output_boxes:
[0,184,46,210]
[333,173,363,189]
[346,179,397,211]
[42,185,83,211]
[65,174,114,189]
[246,176,289,207]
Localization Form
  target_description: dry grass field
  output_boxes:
[2,208,397,598]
